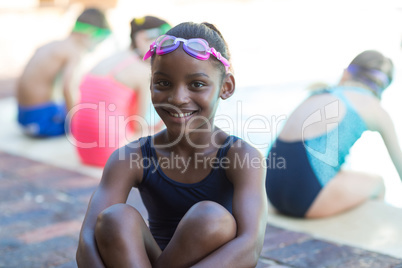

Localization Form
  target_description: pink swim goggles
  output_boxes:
[143,35,230,72]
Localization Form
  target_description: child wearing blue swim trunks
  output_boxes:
[16,8,110,137]
[266,50,402,218]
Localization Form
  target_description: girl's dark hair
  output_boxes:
[130,16,170,49]
[348,50,394,95]
[76,8,109,29]
[153,22,231,76]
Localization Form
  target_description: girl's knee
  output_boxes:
[184,201,236,240]
[95,204,141,243]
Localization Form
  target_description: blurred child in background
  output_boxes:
[71,16,170,167]
[266,50,402,218]
[17,8,110,137]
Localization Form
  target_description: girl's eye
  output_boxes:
[156,81,170,87]
[192,81,205,88]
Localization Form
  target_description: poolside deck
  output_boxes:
[1,149,402,268]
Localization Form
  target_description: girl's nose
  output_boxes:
[167,86,190,106]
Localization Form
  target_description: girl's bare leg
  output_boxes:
[306,170,385,218]
[95,203,162,268]
[155,201,237,268]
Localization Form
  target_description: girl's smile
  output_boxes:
[161,106,198,124]
[164,108,197,118]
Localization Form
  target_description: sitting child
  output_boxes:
[76,22,268,267]
[71,16,170,167]
[16,8,110,137]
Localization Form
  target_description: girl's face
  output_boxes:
[150,46,233,136]
[135,30,155,57]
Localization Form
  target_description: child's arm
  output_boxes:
[193,140,268,268]
[131,61,153,134]
[62,55,79,113]
[376,108,402,181]
[76,145,142,267]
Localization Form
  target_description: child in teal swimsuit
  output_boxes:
[266,50,402,218]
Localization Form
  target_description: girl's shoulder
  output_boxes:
[105,136,153,169]
[122,136,152,159]
[224,136,263,161]
[221,136,265,184]
[340,89,384,131]
[101,137,149,188]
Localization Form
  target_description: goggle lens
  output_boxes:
[185,39,209,60]
[156,36,179,55]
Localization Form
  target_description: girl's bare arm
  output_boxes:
[76,143,143,267]
[193,140,268,268]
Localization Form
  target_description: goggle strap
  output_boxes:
[210,48,230,68]
[348,64,390,88]
[143,42,156,60]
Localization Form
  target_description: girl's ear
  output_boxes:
[220,73,235,100]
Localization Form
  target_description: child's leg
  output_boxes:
[95,203,162,268]
[305,170,385,218]
[154,201,236,268]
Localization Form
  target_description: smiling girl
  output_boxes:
[76,22,268,268]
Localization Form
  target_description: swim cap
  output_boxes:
[130,16,171,40]
[73,21,111,40]
[347,50,394,97]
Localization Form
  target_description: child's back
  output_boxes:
[16,8,110,137]
[17,39,78,106]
